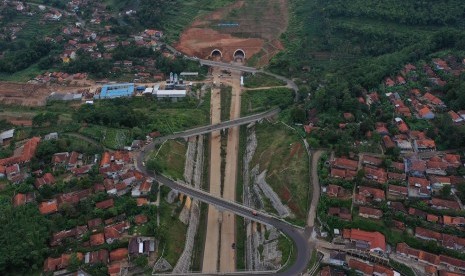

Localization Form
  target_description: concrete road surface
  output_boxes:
[219,70,242,272]
[202,69,223,273]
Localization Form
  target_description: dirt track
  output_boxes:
[202,68,223,273]
[219,70,242,272]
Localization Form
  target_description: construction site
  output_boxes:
[175,0,289,66]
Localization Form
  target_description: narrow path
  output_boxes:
[306,149,324,229]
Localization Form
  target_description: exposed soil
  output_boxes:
[175,0,289,66]
[0,81,93,106]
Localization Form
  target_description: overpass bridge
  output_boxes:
[134,164,311,276]
[153,108,279,144]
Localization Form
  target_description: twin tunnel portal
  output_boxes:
[211,48,246,62]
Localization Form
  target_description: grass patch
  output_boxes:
[159,202,188,266]
[251,122,309,225]
[241,88,294,115]
[236,216,246,270]
[149,140,187,181]
[389,259,415,276]
[243,73,287,88]
[220,86,232,122]
[79,125,131,150]
[191,202,208,271]
[278,235,296,270]
[151,108,209,135]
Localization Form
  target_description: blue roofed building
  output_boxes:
[95,83,135,99]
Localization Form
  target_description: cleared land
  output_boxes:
[175,0,288,66]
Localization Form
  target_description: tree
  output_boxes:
[133,255,148,268]
[290,107,306,123]
[440,185,452,198]
[0,203,50,274]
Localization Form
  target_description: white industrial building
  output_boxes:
[154,90,186,98]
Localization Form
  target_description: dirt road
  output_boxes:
[202,69,222,273]
[219,70,242,272]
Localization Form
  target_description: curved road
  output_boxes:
[136,146,312,276]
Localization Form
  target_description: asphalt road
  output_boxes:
[136,150,311,275]
[153,108,280,143]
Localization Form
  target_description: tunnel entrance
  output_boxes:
[233,49,245,62]
[211,49,223,60]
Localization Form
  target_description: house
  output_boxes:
[418,106,435,119]
[104,226,121,244]
[426,157,448,175]
[390,202,407,214]
[136,197,148,206]
[43,252,83,272]
[96,199,114,209]
[67,151,80,169]
[343,229,386,253]
[423,92,444,107]
[319,266,346,276]
[364,167,387,183]
[35,173,56,189]
[88,218,103,230]
[348,259,373,276]
[128,237,156,256]
[444,154,462,168]
[449,111,464,123]
[328,207,352,221]
[388,185,408,198]
[408,177,431,198]
[439,255,465,270]
[362,155,383,167]
[427,214,440,223]
[408,208,427,219]
[430,176,451,188]
[388,172,406,181]
[139,180,152,195]
[90,233,105,246]
[414,139,436,152]
[13,192,34,207]
[330,168,346,179]
[396,243,440,266]
[332,158,358,171]
[328,251,346,266]
[85,249,109,264]
[0,129,14,145]
[39,200,58,215]
[383,136,396,149]
[443,216,465,227]
[356,186,385,203]
[358,206,383,219]
[430,198,460,210]
[415,227,442,241]
[406,158,426,177]
[5,164,20,179]
[110,248,128,262]
[326,184,343,197]
[52,152,69,166]
[108,262,121,276]
[134,214,148,225]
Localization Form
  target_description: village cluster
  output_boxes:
[1,129,162,275]
[315,56,465,276]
